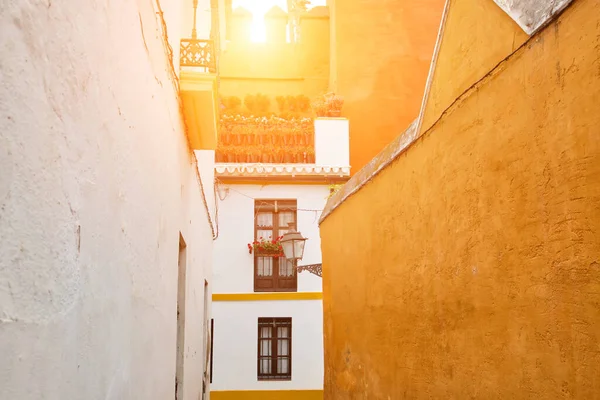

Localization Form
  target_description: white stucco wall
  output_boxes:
[213,184,328,294]
[211,300,324,391]
[315,118,350,168]
[0,1,214,400]
[211,183,327,391]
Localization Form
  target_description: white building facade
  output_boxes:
[210,120,350,400]
[1,0,219,399]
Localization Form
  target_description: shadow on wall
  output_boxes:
[346,56,431,174]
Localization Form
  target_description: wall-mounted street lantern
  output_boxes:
[280,231,307,261]
[280,231,322,277]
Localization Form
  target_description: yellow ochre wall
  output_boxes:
[319,0,600,398]
[333,0,445,173]
[419,0,529,133]
[211,390,323,400]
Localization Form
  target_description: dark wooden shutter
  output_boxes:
[255,256,276,291]
[276,257,297,290]
[258,318,292,380]
[274,202,297,291]
[254,200,298,292]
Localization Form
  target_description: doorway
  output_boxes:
[202,280,209,399]
[175,234,187,400]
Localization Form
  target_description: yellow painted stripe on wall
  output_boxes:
[212,292,323,301]
[214,179,347,185]
[211,390,323,400]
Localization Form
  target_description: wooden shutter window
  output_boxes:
[254,200,298,292]
[257,318,292,381]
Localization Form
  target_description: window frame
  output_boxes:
[257,317,292,381]
[253,200,298,292]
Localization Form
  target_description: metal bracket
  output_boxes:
[297,263,322,277]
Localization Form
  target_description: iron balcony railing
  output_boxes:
[180,38,216,72]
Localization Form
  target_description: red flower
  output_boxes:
[248,236,285,255]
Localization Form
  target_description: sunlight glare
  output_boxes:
[232,0,326,43]
[233,0,288,42]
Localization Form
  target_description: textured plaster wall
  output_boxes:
[333,0,444,174]
[320,0,600,398]
[0,1,214,399]
[420,0,528,134]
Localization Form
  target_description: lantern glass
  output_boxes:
[294,239,306,261]
[280,231,307,261]
[281,238,294,260]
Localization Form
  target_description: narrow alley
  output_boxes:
[1,0,599,399]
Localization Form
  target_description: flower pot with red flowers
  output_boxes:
[215,143,226,163]
[220,126,232,145]
[282,124,294,145]
[296,127,306,145]
[273,146,285,163]
[257,127,268,145]
[248,236,284,257]
[231,124,244,145]
[238,128,248,146]
[282,145,294,163]
[225,146,236,163]
[222,132,231,146]
[246,129,256,145]
[219,115,232,145]
[305,146,315,163]
[312,99,328,118]
[271,125,281,146]
[231,146,245,163]
[324,93,344,117]
[312,92,344,118]
[248,146,260,163]
[275,125,285,146]
[261,145,273,163]
[291,147,302,163]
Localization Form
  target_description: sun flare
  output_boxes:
[250,16,267,43]
[232,0,326,43]
[233,0,287,42]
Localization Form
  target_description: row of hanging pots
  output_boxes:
[215,147,316,164]
[220,131,314,147]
